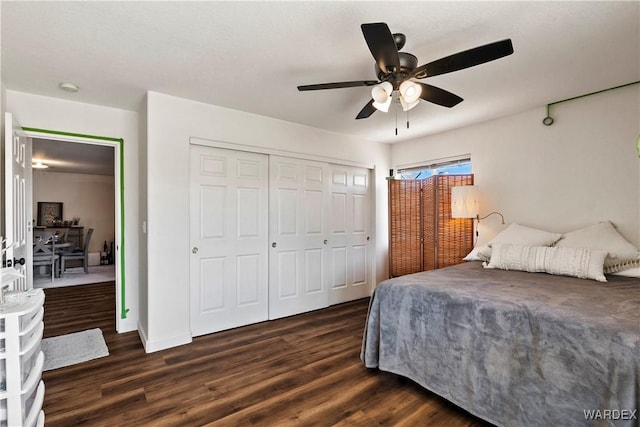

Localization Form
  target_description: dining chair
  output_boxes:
[60,228,93,274]
[33,232,59,282]
[55,228,69,244]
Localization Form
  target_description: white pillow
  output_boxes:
[463,246,489,261]
[612,267,640,278]
[554,221,640,271]
[477,223,562,260]
[485,243,607,282]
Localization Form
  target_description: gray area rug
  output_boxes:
[41,328,109,371]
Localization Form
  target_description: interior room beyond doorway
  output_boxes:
[31,138,116,288]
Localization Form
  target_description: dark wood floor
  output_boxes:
[41,282,491,426]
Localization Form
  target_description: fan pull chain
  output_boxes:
[395,108,398,136]
[407,110,410,129]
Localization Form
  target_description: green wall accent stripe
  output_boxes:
[547,80,640,108]
[22,126,129,319]
[22,127,123,143]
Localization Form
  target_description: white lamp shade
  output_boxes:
[451,185,479,218]
[400,96,420,111]
[372,94,392,112]
[371,82,393,103]
[399,80,422,103]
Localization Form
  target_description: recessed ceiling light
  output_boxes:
[59,82,79,93]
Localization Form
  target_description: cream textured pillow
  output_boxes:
[605,256,640,274]
[477,223,562,260]
[612,267,640,278]
[463,246,489,261]
[554,221,640,271]
[485,243,607,282]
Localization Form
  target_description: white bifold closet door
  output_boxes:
[328,165,371,305]
[268,156,331,320]
[190,146,269,337]
[190,145,372,335]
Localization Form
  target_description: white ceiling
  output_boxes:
[32,138,114,176]
[2,1,639,149]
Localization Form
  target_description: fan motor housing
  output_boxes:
[376,52,418,84]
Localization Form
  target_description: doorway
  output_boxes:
[32,137,116,286]
[22,128,125,331]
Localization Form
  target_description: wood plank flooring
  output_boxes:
[41,282,492,426]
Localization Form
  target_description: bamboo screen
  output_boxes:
[433,175,474,269]
[389,174,474,277]
[388,179,422,277]
[422,177,437,271]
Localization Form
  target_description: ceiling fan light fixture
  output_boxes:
[373,95,392,112]
[399,80,421,104]
[400,96,420,112]
[297,23,513,121]
[371,81,393,103]
[32,161,49,169]
[59,82,79,93]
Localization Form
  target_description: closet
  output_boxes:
[388,174,473,277]
[189,145,372,336]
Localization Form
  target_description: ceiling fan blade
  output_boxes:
[412,39,514,78]
[361,23,400,74]
[356,99,376,120]
[297,80,379,91]
[416,83,463,108]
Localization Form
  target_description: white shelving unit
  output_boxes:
[0,273,45,427]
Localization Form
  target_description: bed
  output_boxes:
[361,261,640,427]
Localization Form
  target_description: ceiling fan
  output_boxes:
[297,23,513,120]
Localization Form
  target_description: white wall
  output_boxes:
[144,91,390,352]
[392,85,640,249]
[5,90,140,332]
[32,171,115,254]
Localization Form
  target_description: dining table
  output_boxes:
[33,239,73,278]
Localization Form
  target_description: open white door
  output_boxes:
[4,113,32,290]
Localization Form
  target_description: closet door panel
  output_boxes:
[199,257,225,311]
[329,165,372,304]
[276,250,298,298]
[190,146,269,336]
[269,156,330,319]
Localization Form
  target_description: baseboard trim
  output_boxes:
[138,326,192,353]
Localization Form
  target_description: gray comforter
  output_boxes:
[361,262,639,427]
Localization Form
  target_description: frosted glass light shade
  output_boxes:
[451,185,479,218]
[371,82,393,103]
[399,80,422,103]
[372,93,392,112]
[400,96,420,111]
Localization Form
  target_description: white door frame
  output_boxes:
[22,128,127,332]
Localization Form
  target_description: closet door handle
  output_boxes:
[192,247,198,254]
[323,240,328,245]
[272,242,277,248]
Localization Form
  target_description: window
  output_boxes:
[397,158,471,180]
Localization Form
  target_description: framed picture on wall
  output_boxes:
[37,202,63,226]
